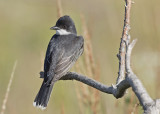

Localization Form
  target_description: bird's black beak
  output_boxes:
[50,26,60,30]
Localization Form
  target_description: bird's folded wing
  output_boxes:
[53,51,77,81]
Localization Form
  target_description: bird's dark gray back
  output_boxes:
[49,34,83,56]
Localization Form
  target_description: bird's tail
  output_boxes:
[33,81,54,110]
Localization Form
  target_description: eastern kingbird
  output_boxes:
[33,15,84,110]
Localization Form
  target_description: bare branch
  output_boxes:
[125,40,154,110]
[125,39,137,74]
[60,72,130,99]
[116,0,132,84]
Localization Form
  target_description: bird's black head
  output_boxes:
[50,15,77,35]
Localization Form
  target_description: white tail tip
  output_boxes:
[33,102,46,110]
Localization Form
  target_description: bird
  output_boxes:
[33,15,84,110]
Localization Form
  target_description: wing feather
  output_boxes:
[53,52,77,81]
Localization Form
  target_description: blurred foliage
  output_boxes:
[0,0,160,114]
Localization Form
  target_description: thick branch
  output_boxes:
[125,40,154,110]
[116,0,132,84]
[60,72,130,98]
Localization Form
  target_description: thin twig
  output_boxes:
[0,60,17,114]
[116,0,132,84]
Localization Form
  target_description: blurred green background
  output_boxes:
[0,0,160,114]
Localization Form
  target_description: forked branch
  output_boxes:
[116,0,132,84]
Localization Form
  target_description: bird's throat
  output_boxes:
[56,29,71,35]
